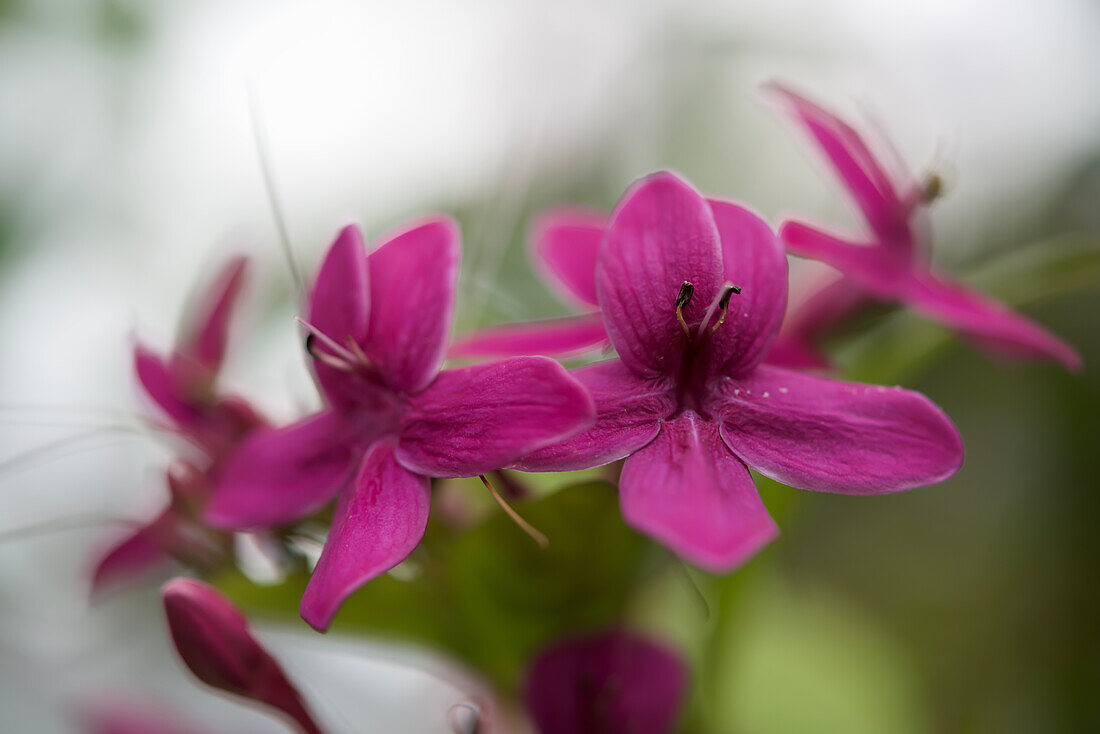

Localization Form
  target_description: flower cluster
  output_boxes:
[94,85,1078,734]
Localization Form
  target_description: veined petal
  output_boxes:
[162,579,324,734]
[703,200,789,377]
[205,411,362,529]
[766,83,913,246]
[300,441,430,632]
[448,314,608,359]
[533,207,605,307]
[619,412,777,572]
[309,224,371,407]
[903,271,1082,371]
[710,365,964,494]
[597,172,724,377]
[180,255,248,373]
[513,359,673,472]
[396,356,595,477]
[524,630,688,734]
[363,217,460,393]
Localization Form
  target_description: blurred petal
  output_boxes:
[205,411,362,529]
[181,256,248,373]
[619,412,777,572]
[363,217,460,393]
[449,314,608,359]
[162,579,323,734]
[525,629,688,734]
[710,365,964,494]
[597,171,724,377]
[766,82,913,246]
[702,200,789,377]
[91,515,174,595]
[134,345,205,430]
[533,207,605,307]
[764,275,867,370]
[82,699,212,734]
[513,359,673,472]
[779,220,907,293]
[904,271,1082,370]
[300,441,430,631]
[397,357,595,477]
[308,225,371,408]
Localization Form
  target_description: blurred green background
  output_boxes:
[0,1,1098,732]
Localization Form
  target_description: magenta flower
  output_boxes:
[524,630,687,734]
[513,171,964,571]
[206,218,595,631]
[93,257,264,593]
[768,83,1081,370]
[162,578,325,734]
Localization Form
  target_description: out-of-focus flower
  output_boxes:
[80,697,213,734]
[514,171,964,571]
[524,629,687,734]
[92,258,265,594]
[206,219,595,631]
[162,578,324,734]
[768,83,1081,370]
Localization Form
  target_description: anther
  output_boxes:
[698,282,741,338]
[921,172,943,202]
[304,335,357,372]
[675,281,694,337]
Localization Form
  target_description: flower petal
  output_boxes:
[710,365,964,494]
[512,359,673,472]
[903,271,1082,371]
[597,171,724,377]
[619,412,777,572]
[162,578,324,734]
[180,256,248,373]
[309,224,371,407]
[91,517,173,595]
[524,630,688,734]
[134,345,204,430]
[205,411,362,529]
[702,199,789,377]
[396,356,595,477]
[766,83,913,246]
[533,207,605,307]
[764,274,867,370]
[300,441,430,631]
[448,314,608,359]
[363,217,460,393]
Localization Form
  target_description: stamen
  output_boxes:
[294,317,360,365]
[304,335,357,372]
[707,284,741,336]
[675,281,694,337]
[921,171,943,202]
[479,475,549,548]
[344,336,374,369]
[697,282,740,338]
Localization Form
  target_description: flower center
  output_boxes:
[675,280,740,342]
[295,317,376,375]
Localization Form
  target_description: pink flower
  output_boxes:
[92,258,264,594]
[768,83,1081,370]
[513,171,964,571]
[162,578,325,734]
[205,218,595,631]
[524,630,687,734]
